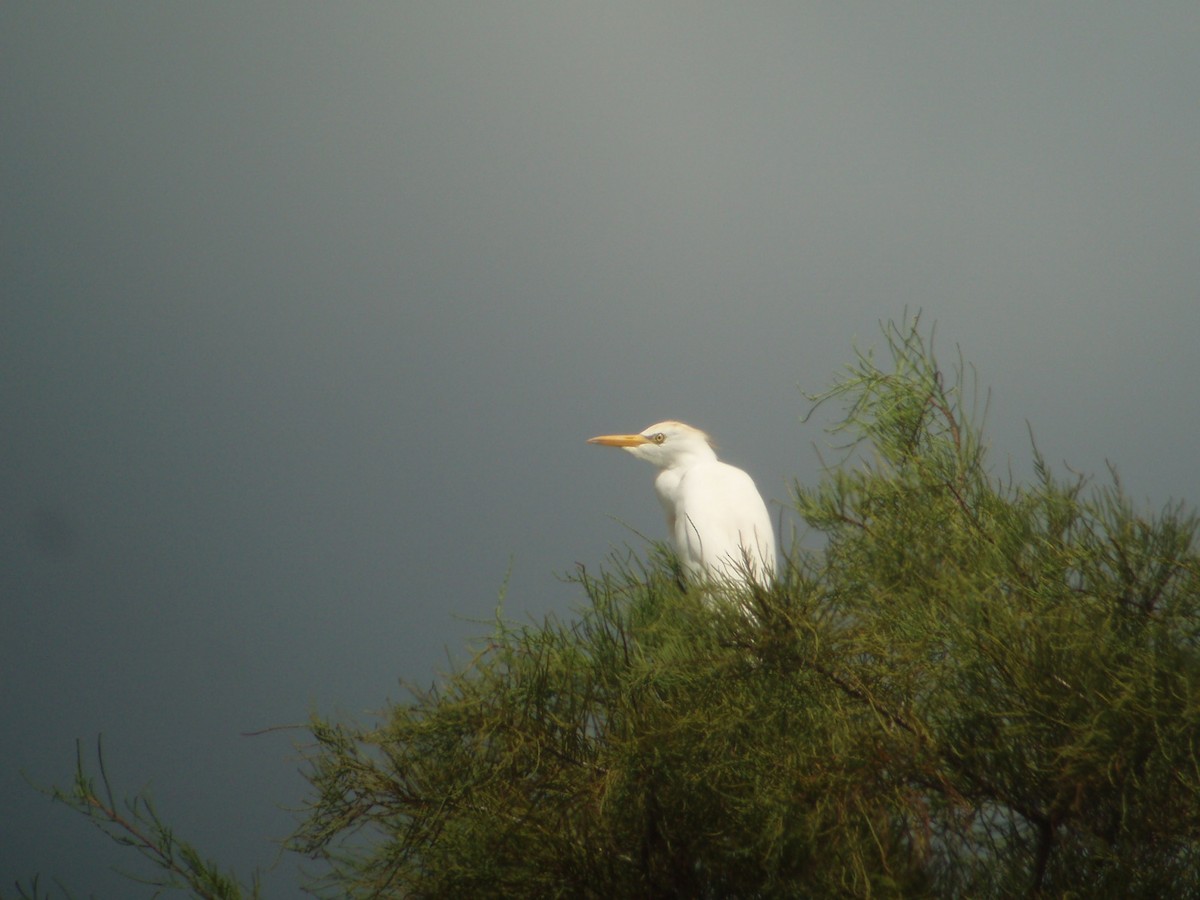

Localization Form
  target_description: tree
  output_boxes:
[23,318,1200,897]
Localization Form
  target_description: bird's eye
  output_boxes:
[652,433,666,444]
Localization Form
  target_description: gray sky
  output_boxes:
[3,3,1198,893]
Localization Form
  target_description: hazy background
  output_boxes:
[3,3,1197,893]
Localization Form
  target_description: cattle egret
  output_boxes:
[588,421,777,589]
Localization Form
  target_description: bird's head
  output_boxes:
[588,420,717,468]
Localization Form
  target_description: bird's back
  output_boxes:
[657,459,776,587]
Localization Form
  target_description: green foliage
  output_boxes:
[30,318,1200,897]
[291,554,928,898]
[12,738,261,900]
[793,319,1200,896]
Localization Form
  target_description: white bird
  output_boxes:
[588,420,777,589]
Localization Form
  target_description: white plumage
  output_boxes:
[588,420,777,588]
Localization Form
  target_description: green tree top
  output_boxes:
[26,318,1200,898]
[288,318,1198,897]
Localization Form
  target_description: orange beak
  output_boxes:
[587,433,651,447]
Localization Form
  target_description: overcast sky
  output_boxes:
[3,4,1198,894]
